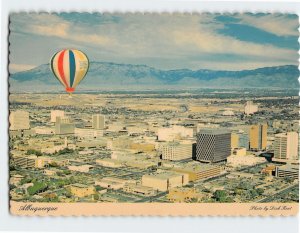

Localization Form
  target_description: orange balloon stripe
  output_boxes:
[58,50,68,87]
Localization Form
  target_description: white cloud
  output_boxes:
[12,13,113,46]
[239,14,299,36]
[9,13,299,71]
[172,29,296,60]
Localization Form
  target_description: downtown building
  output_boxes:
[55,116,75,135]
[92,114,105,130]
[249,124,267,151]
[161,142,193,161]
[50,110,65,123]
[273,132,298,160]
[231,131,249,149]
[275,164,299,179]
[196,129,231,163]
[244,101,258,115]
[9,110,30,131]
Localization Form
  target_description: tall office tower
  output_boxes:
[231,133,239,149]
[231,132,249,149]
[274,132,298,160]
[196,129,231,163]
[162,142,193,161]
[244,101,258,115]
[92,114,105,130]
[9,110,30,130]
[50,110,65,123]
[55,116,74,135]
[238,132,250,149]
[249,124,267,151]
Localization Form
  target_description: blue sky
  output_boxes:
[9,13,299,73]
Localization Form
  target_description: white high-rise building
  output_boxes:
[162,142,192,161]
[244,101,258,115]
[50,110,65,123]
[157,126,195,141]
[274,132,298,160]
[55,116,74,135]
[9,110,30,130]
[92,114,105,130]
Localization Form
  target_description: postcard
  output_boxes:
[8,12,299,216]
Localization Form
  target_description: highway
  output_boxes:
[134,191,168,203]
[256,184,298,203]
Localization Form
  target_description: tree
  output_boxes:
[27,182,48,196]
[95,185,102,192]
[93,194,100,201]
[256,188,264,195]
[63,170,71,175]
[250,189,258,198]
[213,190,227,202]
[26,149,42,156]
[20,177,32,185]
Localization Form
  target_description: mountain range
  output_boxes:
[9,62,299,92]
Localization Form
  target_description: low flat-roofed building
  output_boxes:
[50,157,69,167]
[76,139,107,148]
[171,162,221,182]
[142,172,188,191]
[275,164,299,180]
[111,150,144,161]
[69,183,95,198]
[227,154,265,168]
[34,126,55,135]
[95,177,136,190]
[157,125,195,141]
[261,165,276,176]
[130,143,155,152]
[68,165,93,173]
[96,158,123,168]
[106,137,133,150]
[75,128,104,139]
[232,148,247,156]
[167,187,203,203]
[13,155,49,168]
[125,160,157,169]
[43,169,58,176]
[123,183,155,196]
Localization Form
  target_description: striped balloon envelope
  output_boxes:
[50,49,89,94]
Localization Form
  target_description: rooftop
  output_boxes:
[277,164,299,172]
[173,162,219,172]
[198,128,230,135]
[143,172,182,180]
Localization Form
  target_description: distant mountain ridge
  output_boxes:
[10,62,299,91]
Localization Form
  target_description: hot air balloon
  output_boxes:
[50,49,89,94]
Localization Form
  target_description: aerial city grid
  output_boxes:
[8,13,299,203]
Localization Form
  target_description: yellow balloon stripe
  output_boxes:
[72,50,88,88]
